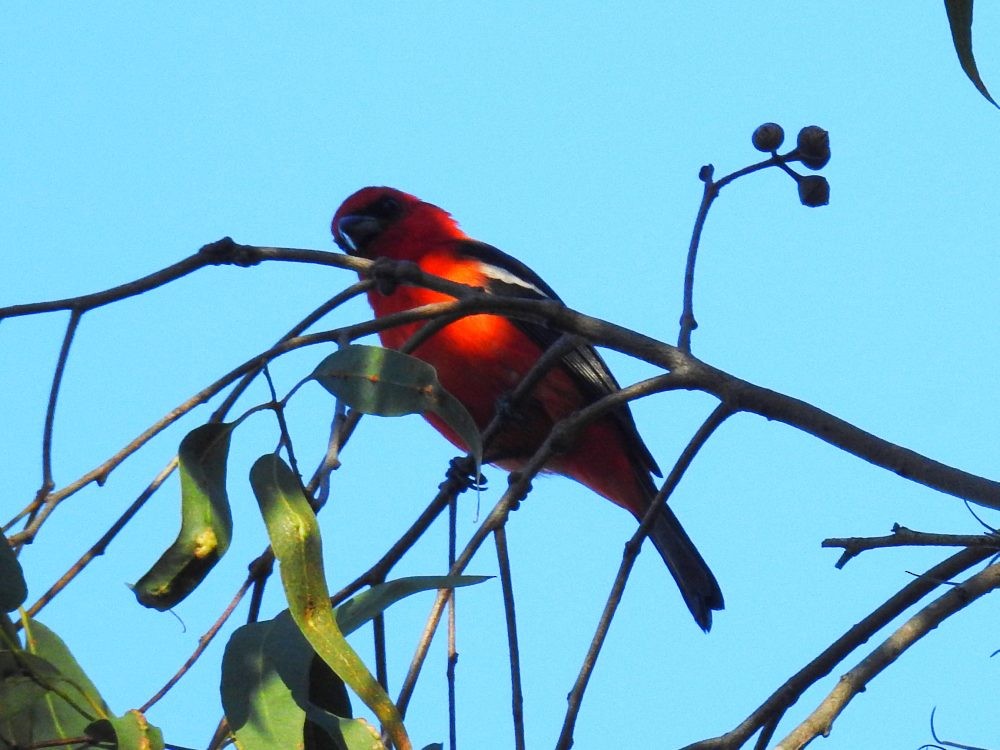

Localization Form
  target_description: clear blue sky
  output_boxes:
[3,3,999,748]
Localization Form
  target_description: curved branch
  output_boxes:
[679,156,783,351]
[684,547,996,750]
[278,252,1000,510]
[776,561,1000,750]
[13,245,999,527]
[557,403,733,749]
[394,373,687,717]
[1,243,249,319]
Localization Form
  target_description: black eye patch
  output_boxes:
[366,195,401,221]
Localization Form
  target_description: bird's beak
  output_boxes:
[335,214,382,256]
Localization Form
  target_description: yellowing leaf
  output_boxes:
[132,423,234,610]
[250,454,410,750]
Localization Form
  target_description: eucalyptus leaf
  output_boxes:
[0,532,26,613]
[944,0,998,107]
[132,422,235,610]
[250,454,410,750]
[312,345,482,466]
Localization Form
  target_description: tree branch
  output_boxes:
[494,525,525,750]
[776,561,1000,750]
[557,403,733,749]
[684,546,996,750]
[394,373,687,717]
[824,524,1000,568]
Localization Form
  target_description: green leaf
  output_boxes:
[250,454,410,750]
[0,648,92,744]
[311,345,482,466]
[222,618,384,750]
[336,576,490,637]
[222,621,307,749]
[264,613,353,720]
[86,710,164,750]
[0,673,45,745]
[0,650,63,745]
[132,422,235,610]
[0,532,27,613]
[944,0,998,107]
[22,618,110,720]
[222,572,488,750]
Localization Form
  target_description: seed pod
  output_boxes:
[752,122,785,152]
[798,175,830,207]
[796,126,831,169]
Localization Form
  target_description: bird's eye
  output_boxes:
[371,196,401,219]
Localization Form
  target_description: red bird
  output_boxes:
[332,187,723,630]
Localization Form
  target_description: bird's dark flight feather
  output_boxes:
[455,239,662,482]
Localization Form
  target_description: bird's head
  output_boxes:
[332,186,464,260]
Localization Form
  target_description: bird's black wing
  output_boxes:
[455,239,662,479]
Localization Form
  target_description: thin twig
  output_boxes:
[21,736,101,749]
[447,492,459,750]
[775,561,1000,750]
[327,482,457,608]
[494,525,525,750]
[374,613,389,692]
[0,245,254,320]
[13,251,1000,538]
[206,716,231,750]
[246,553,273,625]
[18,288,370,617]
[327,335,584,608]
[138,575,255,713]
[823,524,1000,568]
[212,280,373,420]
[556,403,732,750]
[678,156,783,352]
[24,458,178,618]
[33,310,82,524]
[683,546,996,750]
[308,395,354,500]
[262,369,301,482]
[927,706,991,750]
[395,374,686,717]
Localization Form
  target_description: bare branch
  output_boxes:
[1,249,226,319]
[395,373,687,717]
[138,575,255,713]
[679,155,784,351]
[13,247,1000,536]
[824,524,1000,568]
[447,493,459,750]
[494,525,525,750]
[684,547,996,750]
[38,311,80,504]
[776,561,1000,750]
[24,458,178,618]
[557,403,732,749]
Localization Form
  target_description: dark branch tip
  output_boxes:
[369,257,410,295]
[198,237,261,267]
[443,456,484,493]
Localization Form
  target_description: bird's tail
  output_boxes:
[645,505,724,631]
